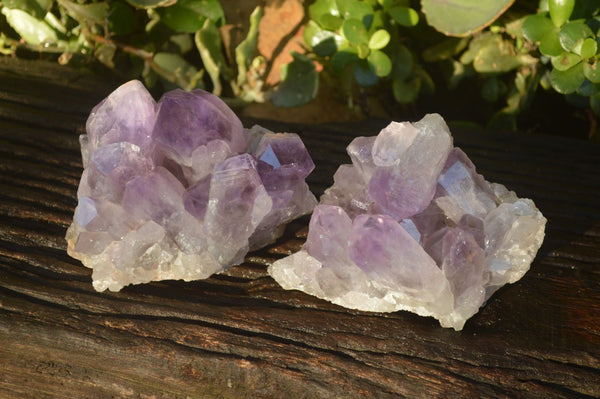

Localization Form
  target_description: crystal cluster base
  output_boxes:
[268,114,546,330]
[66,80,317,292]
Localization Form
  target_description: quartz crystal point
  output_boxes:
[66,80,317,292]
[269,114,546,330]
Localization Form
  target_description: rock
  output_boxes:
[66,80,317,292]
[269,114,546,330]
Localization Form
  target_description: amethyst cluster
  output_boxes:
[66,80,316,291]
[268,114,546,330]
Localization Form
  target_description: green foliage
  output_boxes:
[2,0,600,138]
[0,0,273,104]
[304,0,426,104]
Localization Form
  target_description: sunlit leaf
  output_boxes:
[235,6,262,86]
[584,60,600,83]
[368,29,390,50]
[578,37,597,59]
[195,19,229,95]
[558,20,593,52]
[522,13,554,42]
[342,18,368,44]
[309,0,339,24]
[422,0,514,36]
[58,0,107,25]
[159,0,224,33]
[548,0,574,28]
[1,7,57,46]
[388,6,418,27]
[551,52,582,71]
[336,0,373,21]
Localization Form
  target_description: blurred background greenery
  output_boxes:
[1,0,599,139]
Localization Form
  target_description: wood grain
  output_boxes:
[0,57,598,398]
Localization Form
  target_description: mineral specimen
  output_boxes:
[268,114,546,330]
[66,80,317,292]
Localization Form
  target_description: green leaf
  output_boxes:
[422,37,469,62]
[108,1,135,36]
[303,20,320,47]
[153,52,204,91]
[549,61,585,93]
[94,43,116,68]
[1,7,57,45]
[319,13,343,30]
[548,0,574,28]
[309,0,339,24]
[576,79,600,96]
[353,60,379,86]
[579,37,597,59]
[159,0,225,33]
[551,52,582,71]
[539,28,563,56]
[357,42,370,58]
[125,0,177,9]
[311,29,345,56]
[235,6,262,87]
[170,33,194,54]
[472,35,537,73]
[272,52,318,107]
[2,0,51,19]
[391,43,413,80]
[342,18,368,44]
[195,19,229,95]
[368,29,390,50]
[367,49,391,77]
[388,6,418,27]
[460,32,496,64]
[522,13,554,42]
[336,0,373,22]
[584,60,600,83]
[393,77,420,103]
[331,47,359,71]
[421,0,514,36]
[58,0,107,25]
[558,21,593,52]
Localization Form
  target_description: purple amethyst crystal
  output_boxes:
[66,80,317,291]
[269,114,546,330]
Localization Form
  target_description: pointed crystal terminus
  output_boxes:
[269,114,546,330]
[66,80,317,292]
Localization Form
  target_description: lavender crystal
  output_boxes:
[66,80,317,291]
[268,114,546,330]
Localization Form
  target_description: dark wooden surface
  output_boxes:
[0,57,599,398]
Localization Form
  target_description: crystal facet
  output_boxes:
[67,80,317,292]
[269,114,546,330]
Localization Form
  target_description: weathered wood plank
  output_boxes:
[0,57,599,398]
